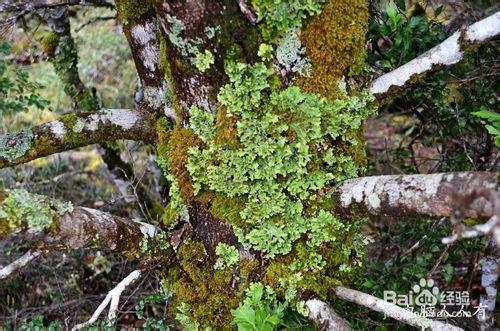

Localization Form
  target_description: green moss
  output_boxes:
[47,35,99,112]
[170,239,243,328]
[163,126,204,206]
[115,0,153,26]
[41,32,59,56]
[297,0,369,101]
[0,189,73,236]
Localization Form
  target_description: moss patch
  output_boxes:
[297,0,369,101]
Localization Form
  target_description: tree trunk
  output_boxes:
[114,0,374,327]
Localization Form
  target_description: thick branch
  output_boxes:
[335,172,498,219]
[116,1,175,120]
[332,286,463,331]
[369,11,500,99]
[0,109,155,169]
[0,189,157,257]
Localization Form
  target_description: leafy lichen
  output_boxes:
[0,189,73,235]
[214,243,239,269]
[0,128,34,162]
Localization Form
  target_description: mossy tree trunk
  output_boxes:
[1,0,498,328]
[113,0,375,327]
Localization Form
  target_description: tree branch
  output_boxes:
[0,0,113,15]
[72,269,142,330]
[0,189,158,258]
[332,286,463,331]
[0,249,41,280]
[369,11,500,99]
[116,1,175,120]
[305,299,352,330]
[0,109,155,169]
[335,172,498,219]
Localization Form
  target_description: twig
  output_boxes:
[75,15,116,32]
[427,244,451,278]
[0,250,42,280]
[332,286,463,331]
[72,269,142,330]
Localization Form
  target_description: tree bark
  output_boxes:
[0,109,154,169]
[335,172,498,219]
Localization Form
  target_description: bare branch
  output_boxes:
[442,216,500,245]
[306,299,352,331]
[0,109,155,169]
[370,11,500,99]
[72,269,142,330]
[0,250,41,280]
[335,172,498,219]
[332,286,463,331]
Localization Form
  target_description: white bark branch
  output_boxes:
[369,11,500,98]
[0,109,155,169]
[336,172,498,219]
[332,286,463,331]
[0,250,42,280]
[72,269,142,330]
[442,216,500,245]
[306,299,352,330]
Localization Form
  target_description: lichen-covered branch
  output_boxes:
[0,109,155,169]
[332,286,463,331]
[369,11,500,99]
[305,299,352,331]
[40,6,100,112]
[0,189,158,258]
[335,172,498,219]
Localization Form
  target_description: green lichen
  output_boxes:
[194,50,214,73]
[258,43,274,61]
[276,30,311,77]
[204,26,220,39]
[165,14,203,64]
[251,0,325,42]
[0,128,33,162]
[187,61,375,257]
[214,243,239,269]
[0,189,73,235]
